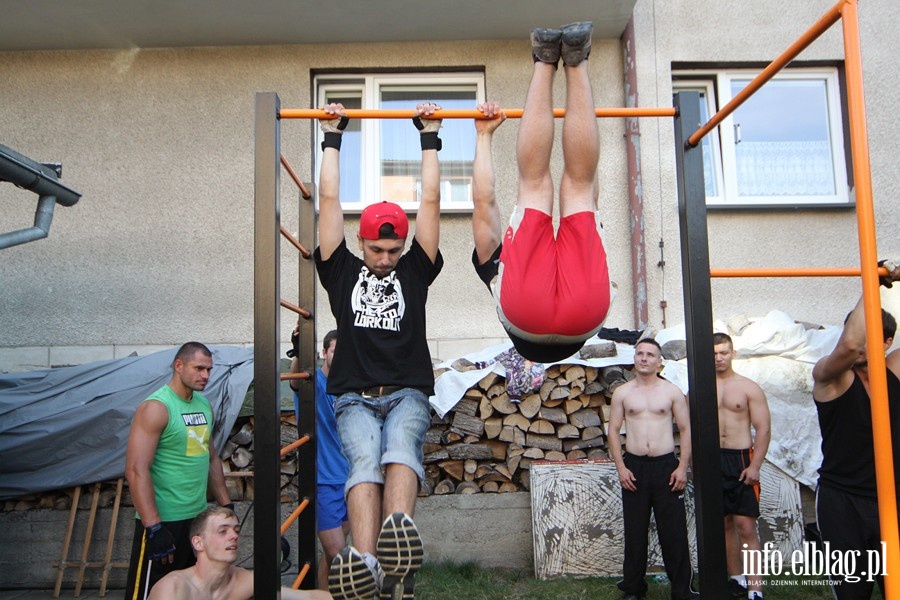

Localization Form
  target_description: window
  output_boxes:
[673,68,849,207]
[315,73,485,212]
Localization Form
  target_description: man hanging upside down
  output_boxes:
[471,21,612,364]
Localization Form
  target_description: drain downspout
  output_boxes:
[0,143,81,250]
[621,16,649,330]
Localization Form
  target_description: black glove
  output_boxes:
[287,328,300,358]
[878,259,897,289]
[413,114,442,151]
[145,522,176,561]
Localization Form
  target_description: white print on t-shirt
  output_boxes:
[351,267,405,332]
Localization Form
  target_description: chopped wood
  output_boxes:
[544,450,566,461]
[423,449,449,464]
[548,386,570,401]
[463,434,481,444]
[556,424,580,439]
[584,381,604,395]
[506,454,521,477]
[542,397,565,408]
[538,379,557,401]
[451,412,485,437]
[566,449,588,460]
[446,444,494,461]
[486,382,507,398]
[585,366,599,382]
[563,399,582,415]
[482,439,508,460]
[456,481,480,494]
[518,394,541,419]
[507,444,525,458]
[523,447,545,459]
[538,406,568,424]
[528,420,555,435]
[454,398,479,416]
[498,425,517,443]
[563,436,606,452]
[490,392,518,415]
[562,365,585,383]
[481,481,499,493]
[579,341,617,359]
[231,447,252,469]
[477,371,501,391]
[479,396,494,420]
[230,422,253,445]
[441,430,463,445]
[463,387,483,400]
[569,408,602,429]
[438,459,465,481]
[422,443,442,454]
[499,482,519,493]
[464,459,478,475]
[526,433,563,451]
[581,426,604,441]
[483,417,503,439]
[503,412,531,432]
[434,479,456,495]
[419,479,434,497]
[424,428,444,445]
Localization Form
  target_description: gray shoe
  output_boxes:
[561,21,593,66]
[329,545,382,600]
[531,28,562,65]
[377,513,423,599]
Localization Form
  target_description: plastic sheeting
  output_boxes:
[0,346,254,500]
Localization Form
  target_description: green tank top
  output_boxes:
[143,384,213,522]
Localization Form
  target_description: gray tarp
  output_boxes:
[0,346,254,500]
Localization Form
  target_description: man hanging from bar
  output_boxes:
[314,102,444,600]
[470,21,612,364]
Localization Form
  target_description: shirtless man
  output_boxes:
[608,338,699,600]
[714,332,770,600]
[149,506,332,600]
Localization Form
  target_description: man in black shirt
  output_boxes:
[314,102,443,600]
[812,259,900,599]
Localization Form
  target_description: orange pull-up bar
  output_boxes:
[279,107,676,120]
[687,0,844,147]
[711,266,890,278]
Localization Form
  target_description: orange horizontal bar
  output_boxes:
[291,563,311,590]
[280,107,676,120]
[710,266,889,278]
[280,225,311,259]
[280,153,311,199]
[281,497,310,535]
[280,434,310,457]
[281,299,311,319]
[688,0,843,147]
[280,372,311,381]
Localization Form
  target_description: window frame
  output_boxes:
[673,66,850,209]
[314,71,486,213]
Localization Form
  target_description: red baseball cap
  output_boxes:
[358,201,409,240]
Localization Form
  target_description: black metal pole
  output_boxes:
[254,91,282,600]
[673,91,727,599]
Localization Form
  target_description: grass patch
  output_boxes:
[412,561,879,599]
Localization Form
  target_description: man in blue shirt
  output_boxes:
[292,328,350,591]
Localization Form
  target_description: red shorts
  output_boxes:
[497,208,610,338]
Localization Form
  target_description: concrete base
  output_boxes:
[0,493,535,590]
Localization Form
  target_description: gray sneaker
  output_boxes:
[561,21,593,66]
[377,513,424,600]
[531,28,562,65]
[329,545,382,600]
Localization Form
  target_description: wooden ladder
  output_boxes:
[52,478,129,597]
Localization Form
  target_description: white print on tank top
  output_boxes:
[351,267,405,332]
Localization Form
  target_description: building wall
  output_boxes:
[2,0,898,372]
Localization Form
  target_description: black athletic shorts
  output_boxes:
[721,448,760,517]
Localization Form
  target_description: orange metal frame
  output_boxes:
[270,0,896,593]
[691,2,897,593]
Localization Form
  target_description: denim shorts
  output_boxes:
[334,388,431,492]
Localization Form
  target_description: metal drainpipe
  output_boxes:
[0,195,57,249]
[621,16,649,330]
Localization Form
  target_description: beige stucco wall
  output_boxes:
[1,0,898,372]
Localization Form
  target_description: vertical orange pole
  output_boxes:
[842,2,899,596]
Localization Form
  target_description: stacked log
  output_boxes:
[420,361,634,497]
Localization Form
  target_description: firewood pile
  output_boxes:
[420,356,635,497]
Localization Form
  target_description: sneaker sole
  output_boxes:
[377,513,423,600]
[329,547,378,600]
[561,22,593,66]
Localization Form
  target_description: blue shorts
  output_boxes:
[317,482,349,532]
[334,388,431,492]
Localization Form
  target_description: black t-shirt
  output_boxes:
[815,369,900,497]
[314,238,443,396]
[472,245,501,291]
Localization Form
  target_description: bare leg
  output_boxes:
[317,523,350,590]
[734,515,763,592]
[346,482,382,555]
[382,463,419,518]
[559,60,599,217]
[516,62,556,215]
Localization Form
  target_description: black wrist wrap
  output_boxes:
[321,132,343,152]
[420,132,442,151]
